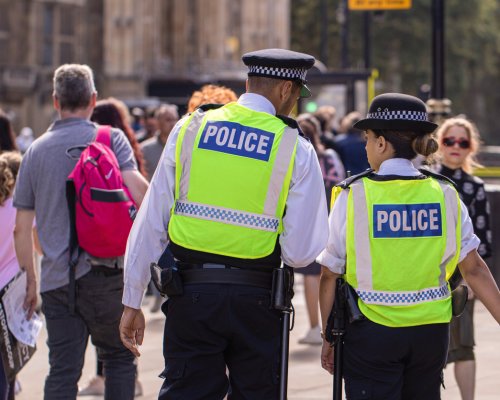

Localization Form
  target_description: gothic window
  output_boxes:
[41,3,79,67]
[0,3,9,64]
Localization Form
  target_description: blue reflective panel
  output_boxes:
[373,203,442,238]
[198,121,274,161]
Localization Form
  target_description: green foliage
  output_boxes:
[291,0,500,143]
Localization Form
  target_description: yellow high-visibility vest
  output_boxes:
[169,103,298,259]
[345,176,461,327]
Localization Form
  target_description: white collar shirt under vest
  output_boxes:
[316,158,480,275]
[123,93,329,309]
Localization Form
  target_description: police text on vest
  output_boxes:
[198,121,274,161]
[373,203,442,238]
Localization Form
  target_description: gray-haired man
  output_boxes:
[14,64,148,399]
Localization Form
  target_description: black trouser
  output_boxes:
[343,319,449,400]
[41,267,136,400]
[158,283,282,400]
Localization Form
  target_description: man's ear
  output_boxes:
[279,80,293,100]
[90,92,97,108]
[53,94,59,111]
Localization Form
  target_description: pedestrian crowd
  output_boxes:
[0,49,499,400]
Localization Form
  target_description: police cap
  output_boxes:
[353,93,437,134]
[242,48,315,98]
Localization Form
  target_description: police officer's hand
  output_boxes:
[120,306,146,357]
[321,340,334,374]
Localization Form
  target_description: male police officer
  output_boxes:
[119,49,329,399]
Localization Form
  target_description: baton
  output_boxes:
[279,309,291,400]
[272,265,294,400]
[332,278,346,400]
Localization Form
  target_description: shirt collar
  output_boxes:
[237,93,276,115]
[377,158,421,176]
[50,117,93,131]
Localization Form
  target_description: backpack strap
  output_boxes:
[95,125,112,148]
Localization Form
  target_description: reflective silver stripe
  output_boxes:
[174,200,279,232]
[357,283,450,306]
[350,182,373,290]
[178,111,206,200]
[438,182,460,286]
[263,126,298,215]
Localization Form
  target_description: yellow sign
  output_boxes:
[348,0,412,10]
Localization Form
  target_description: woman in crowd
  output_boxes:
[0,110,18,153]
[435,117,492,400]
[295,113,345,345]
[91,98,147,178]
[318,93,500,400]
[0,151,23,400]
[187,84,237,114]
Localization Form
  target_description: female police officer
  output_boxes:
[317,93,500,400]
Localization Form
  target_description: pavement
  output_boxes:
[16,275,500,399]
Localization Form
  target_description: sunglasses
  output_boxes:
[442,137,471,149]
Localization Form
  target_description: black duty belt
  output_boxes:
[179,267,273,290]
[90,265,123,276]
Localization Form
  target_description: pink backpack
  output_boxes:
[68,126,137,258]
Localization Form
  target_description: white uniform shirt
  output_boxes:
[123,93,329,308]
[317,158,480,274]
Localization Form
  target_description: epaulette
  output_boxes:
[418,168,457,188]
[276,114,306,138]
[337,169,375,189]
[276,114,298,128]
[197,103,224,112]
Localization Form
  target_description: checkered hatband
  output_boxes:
[366,110,430,122]
[248,65,307,82]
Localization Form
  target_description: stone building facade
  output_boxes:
[0,0,289,135]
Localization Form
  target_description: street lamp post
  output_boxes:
[427,0,451,124]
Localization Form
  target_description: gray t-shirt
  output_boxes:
[13,117,137,292]
[140,134,164,181]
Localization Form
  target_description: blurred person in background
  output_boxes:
[0,151,23,400]
[335,111,370,175]
[16,128,34,154]
[295,113,344,345]
[0,110,18,153]
[435,117,492,400]
[314,105,338,150]
[140,104,179,182]
[92,97,147,178]
[130,108,145,134]
[186,84,238,114]
[137,108,158,143]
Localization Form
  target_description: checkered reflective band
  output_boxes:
[366,110,429,121]
[248,65,307,81]
[174,200,279,232]
[356,284,449,306]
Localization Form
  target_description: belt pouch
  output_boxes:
[271,267,294,311]
[342,283,365,323]
[161,267,184,297]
